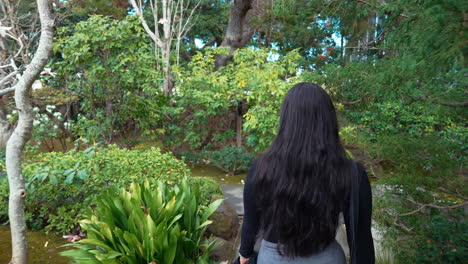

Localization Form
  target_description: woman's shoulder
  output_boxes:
[245,159,258,182]
[350,159,368,177]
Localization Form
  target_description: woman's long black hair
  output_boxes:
[254,82,352,257]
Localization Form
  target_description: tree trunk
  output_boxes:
[236,114,242,148]
[214,0,256,70]
[6,1,53,263]
[162,44,174,96]
[236,101,243,148]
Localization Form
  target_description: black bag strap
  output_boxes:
[349,159,360,264]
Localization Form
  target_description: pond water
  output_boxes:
[0,226,69,264]
[190,164,246,187]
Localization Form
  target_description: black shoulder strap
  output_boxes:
[349,159,360,264]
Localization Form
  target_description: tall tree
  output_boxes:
[130,0,198,96]
[0,0,54,263]
[0,0,41,146]
[214,0,255,69]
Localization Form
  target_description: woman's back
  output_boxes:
[238,82,375,264]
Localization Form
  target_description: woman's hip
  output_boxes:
[257,239,346,264]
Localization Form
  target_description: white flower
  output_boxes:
[41,68,56,77]
[33,120,40,126]
[158,18,168,24]
[6,114,11,119]
[46,105,56,112]
[32,80,43,90]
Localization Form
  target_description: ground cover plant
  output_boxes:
[0,145,221,234]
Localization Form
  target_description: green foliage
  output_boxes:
[0,150,5,224]
[187,177,222,208]
[204,146,254,176]
[178,150,205,166]
[407,215,467,263]
[165,47,301,152]
[0,145,221,233]
[184,0,229,51]
[0,149,5,176]
[53,15,161,142]
[373,184,466,264]
[66,0,129,19]
[0,176,7,225]
[60,179,222,264]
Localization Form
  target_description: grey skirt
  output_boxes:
[257,239,346,264]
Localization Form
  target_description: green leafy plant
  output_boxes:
[60,179,222,264]
[0,145,222,233]
[0,149,5,176]
[204,146,254,176]
[54,15,161,142]
[408,215,467,263]
[161,47,301,152]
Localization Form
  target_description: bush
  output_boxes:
[60,179,222,264]
[178,150,206,165]
[409,215,467,263]
[0,149,5,176]
[0,145,222,233]
[188,177,222,207]
[204,146,254,176]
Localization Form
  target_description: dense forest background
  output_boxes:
[0,0,466,263]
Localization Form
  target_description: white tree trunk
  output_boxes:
[161,44,173,95]
[130,0,197,96]
[6,0,54,263]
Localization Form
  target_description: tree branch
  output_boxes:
[417,96,468,107]
[433,99,468,107]
[399,197,468,217]
[0,70,18,88]
[0,87,15,96]
[339,99,362,105]
[130,0,160,46]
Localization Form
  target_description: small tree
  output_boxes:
[130,0,198,96]
[0,0,54,263]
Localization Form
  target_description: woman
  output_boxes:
[239,82,375,264]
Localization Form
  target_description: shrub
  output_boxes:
[60,179,222,264]
[0,175,7,225]
[204,146,254,176]
[409,215,467,263]
[0,145,222,233]
[188,177,222,206]
[0,149,5,176]
[0,150,6,224]
[178,150,206,165]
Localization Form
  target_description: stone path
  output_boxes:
[220,185,244,215]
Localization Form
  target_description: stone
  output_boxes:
[207,197,240,241]
[208,236,236,262]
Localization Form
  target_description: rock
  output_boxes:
[208,236,236,262]
[207,197,240,241]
